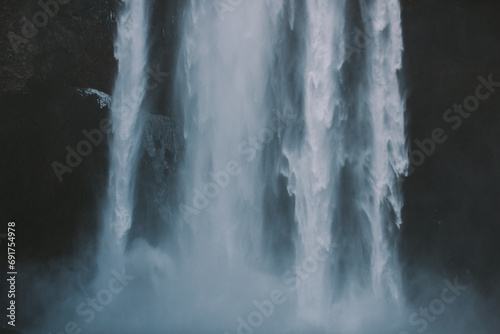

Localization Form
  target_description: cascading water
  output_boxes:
[361,0,407,302]
[282,0,346,322]
[101,0,149,263]
[91,0,408,332]
[177,0,283,270]
[280,0,408,329]
[173,0,407,331]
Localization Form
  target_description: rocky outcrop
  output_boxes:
[0,0,119,261]
[0,0,118,96]
[401,0,500,293]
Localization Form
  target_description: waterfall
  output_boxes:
[177,0,284,266]
[173,0,407,331]
[282,0,346,321]
[101,0,149,262]
[280,0,408,326]
[91,0,408,332]
[361,0,407,302]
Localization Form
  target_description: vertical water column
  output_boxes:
[285,0,407,322]
[176,0,284,265]
[102,0,149,262]
[362,0,407,302]
[284,0,346,321]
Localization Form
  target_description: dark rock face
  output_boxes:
[0,0,118,97]
[0,0,119,262]
[0,325,24,334]
[0,87,111,261]
[401,0,500,296]
[128,0,184,249]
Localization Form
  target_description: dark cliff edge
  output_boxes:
[401,0,500,300]
[0,0,119,264]
[0,0,118,97]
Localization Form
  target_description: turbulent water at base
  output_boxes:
[283,0,408,326]
[100,0,149,264]
[172,0,407,332]
[94,0,408,333]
